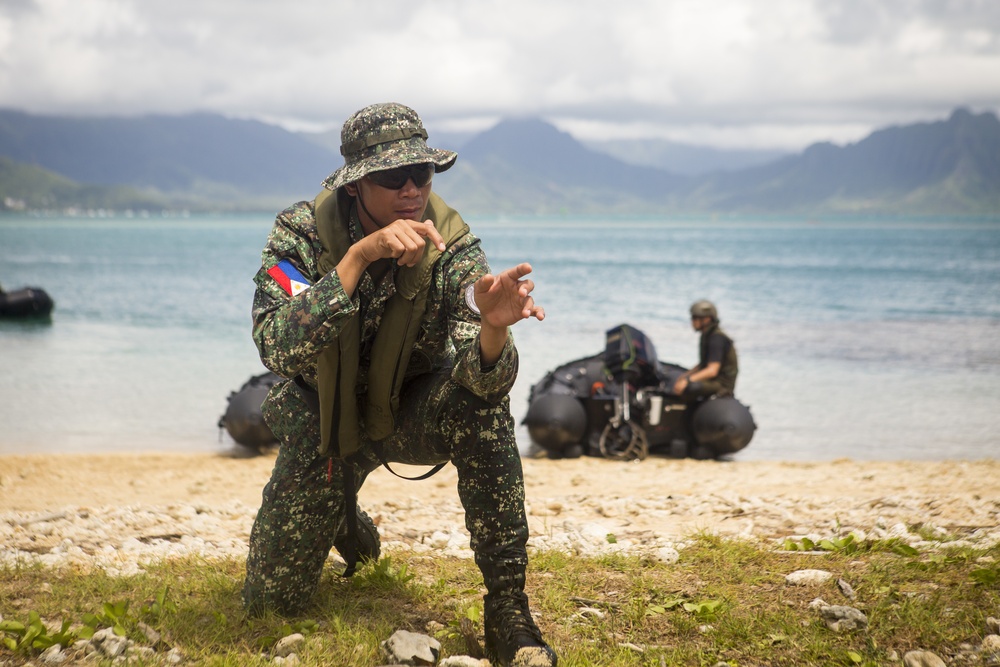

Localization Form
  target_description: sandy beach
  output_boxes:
[2,452,998,571]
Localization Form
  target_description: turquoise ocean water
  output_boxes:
[1,214,998,461]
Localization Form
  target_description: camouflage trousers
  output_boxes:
[242,372,529,615]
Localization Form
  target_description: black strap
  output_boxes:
[340,125,427,156]
[372,441,446,481]
[340,458,359,577]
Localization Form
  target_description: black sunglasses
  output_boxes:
[366,163,434,190]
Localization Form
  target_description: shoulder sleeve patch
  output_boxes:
[267,259,312,296]
[464,283,480,315]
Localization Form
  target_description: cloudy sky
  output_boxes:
[1,0,998,150]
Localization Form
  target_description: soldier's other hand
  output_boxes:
[358,219,445,267]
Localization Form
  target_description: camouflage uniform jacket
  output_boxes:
[252,197,518,442]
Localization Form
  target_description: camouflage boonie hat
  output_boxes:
[322,102,457,191]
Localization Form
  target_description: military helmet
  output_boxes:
[322,102,457,191]
[690,299,719,321]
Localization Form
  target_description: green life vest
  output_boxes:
[313,188,470,458]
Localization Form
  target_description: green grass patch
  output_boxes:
[2,536,997,665]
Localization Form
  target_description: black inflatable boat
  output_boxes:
[523,324,756,461]
[218,371,281,450]
[0,286,54,318]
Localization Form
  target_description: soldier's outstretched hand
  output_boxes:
[475,262,545,329]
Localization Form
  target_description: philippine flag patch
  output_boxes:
[267,259,311,296]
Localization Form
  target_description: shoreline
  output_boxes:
[2,453,999,571]
[3,451,999,509]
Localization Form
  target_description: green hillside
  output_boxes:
[685,109,1000,216]
[0,157,169,212]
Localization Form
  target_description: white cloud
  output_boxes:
[0,0,998,149]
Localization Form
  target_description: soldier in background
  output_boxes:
[242,102,557,667]
[672,299,738,399]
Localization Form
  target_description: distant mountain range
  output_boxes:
[0,110,333,212]
[0,107,997,217]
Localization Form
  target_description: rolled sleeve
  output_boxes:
[451,327,518,404]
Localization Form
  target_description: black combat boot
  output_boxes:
[332,506,381,566]
[484,590,557,667]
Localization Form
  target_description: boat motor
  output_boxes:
[603,324,659,386]
[597,324,660,460]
